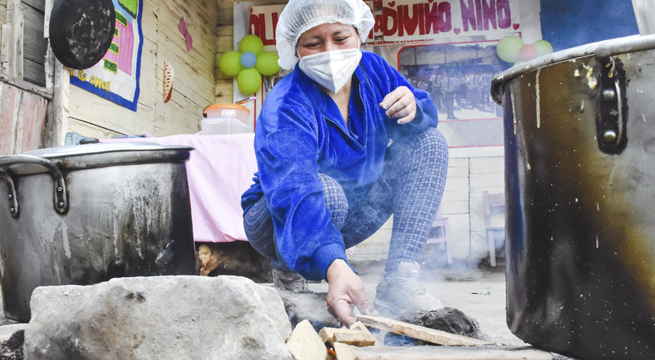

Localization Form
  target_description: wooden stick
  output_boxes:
[356,345,554,360]
[356,315,491,346]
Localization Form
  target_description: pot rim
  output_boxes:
[1,142,194,173]
[491,34,655,105]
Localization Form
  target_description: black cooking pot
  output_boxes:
[0,142,197,322]
[492,34,655,360]
[49,0,116,69]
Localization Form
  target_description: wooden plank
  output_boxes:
[68,117,125,139]
[0,71,51,98]
[285,319,328,360]
[43,0,50,37]
[214,79,233,101]
[356,316,491,347]
[17,89,47,151]
[157,0,217,54]
[23,57,45,86]
[20,0,44,12]
[157,21,214,71]
[22,5,46,64]
[10,0,23,79]
[46,61,68,146]
[68,85,156,136]
[356,345,554,360]
[320,322,377,347]
[0,83,19,155]
[334,342,359,360]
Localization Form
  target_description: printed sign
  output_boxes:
[249,0,521,44]
[70,0,144,111]
[380,0,520,41]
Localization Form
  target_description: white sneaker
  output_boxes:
[374,261,443,314]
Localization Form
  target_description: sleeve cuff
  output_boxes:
[313,243,349,280]
[408,106,425,126]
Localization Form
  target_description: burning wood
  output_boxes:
[286,316,555,360]
[356,315,490,346]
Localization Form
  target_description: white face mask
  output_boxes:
[298,48,362,94]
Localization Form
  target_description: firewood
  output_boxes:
[356,315,491,346]
[333,331,375,346]
[355,345,554,360]
[286,320,328,360]
[334,342,360,360]
[318,322,375,346]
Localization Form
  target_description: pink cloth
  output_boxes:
[104,134,257,242]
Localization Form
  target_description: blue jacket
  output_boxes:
[241,51,438,280]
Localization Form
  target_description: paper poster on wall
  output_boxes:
[398,40,509,148]
[70,0,144,112]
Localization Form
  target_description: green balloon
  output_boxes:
[239,35,264,56]
[237,68,262,94]
[496,36,524,63]
[533,40,554,57]
[255,52,280,76]
[219,51,243,77]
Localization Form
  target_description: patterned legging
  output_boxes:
[243,127,449,274]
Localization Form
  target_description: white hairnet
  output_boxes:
[276,0,375,70]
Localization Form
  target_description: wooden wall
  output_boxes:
[0,80,48,155]
[67,0,219,139]
[0,0,46,87]
[21,0,45,86]
[215,1,234,103]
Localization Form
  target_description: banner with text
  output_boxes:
[249,0,521,44]
[70,0,144,112]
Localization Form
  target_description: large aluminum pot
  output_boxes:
[492,34,655,360]
[0,142,197,322]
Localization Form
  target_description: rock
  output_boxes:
[0,329,24,360]
[24,276,292,360]
[285,319,327,360]
[278,290,341,331]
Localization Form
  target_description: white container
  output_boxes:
[201,104,252,135]
[201,117,252,134]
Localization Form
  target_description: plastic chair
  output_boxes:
[483,191,506,267]
[426,208,452,264]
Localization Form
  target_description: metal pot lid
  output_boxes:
[18,141,194,171]
[491,34,655,105]
[49,0,116,69]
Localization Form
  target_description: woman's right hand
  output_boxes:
[326,259,378,326]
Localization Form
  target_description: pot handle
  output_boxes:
[0,155,69,217]
[0,168,19,218]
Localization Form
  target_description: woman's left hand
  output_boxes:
[380,86,417,124]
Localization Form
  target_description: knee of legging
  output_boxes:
[318,173,349,229]
[412,128,449,167]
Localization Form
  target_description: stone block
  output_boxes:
[24,276,292,360]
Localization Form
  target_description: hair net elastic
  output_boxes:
[276,0,375,70]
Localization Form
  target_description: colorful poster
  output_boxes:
[249,0,522,45]
[70,0,144,112]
